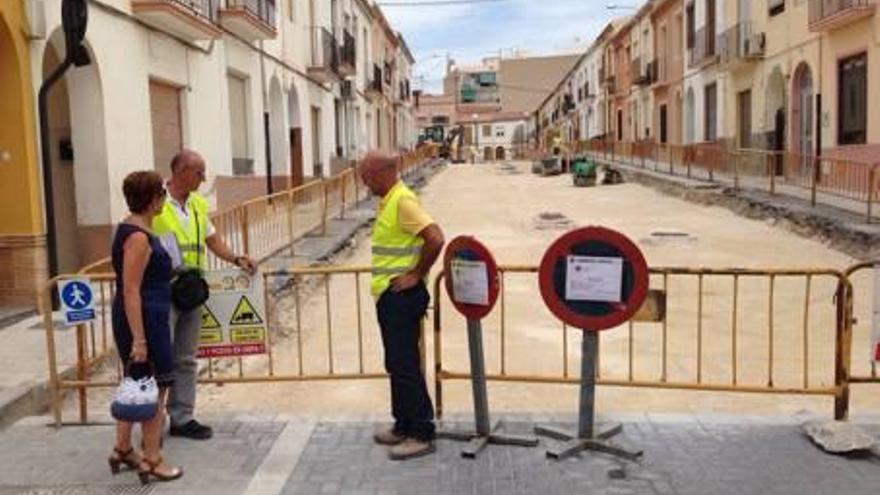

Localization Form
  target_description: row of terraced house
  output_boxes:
[0,0,418,306]
[537,0,877,166]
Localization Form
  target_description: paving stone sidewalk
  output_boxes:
[281,417,880,495]
[1,413,878,495]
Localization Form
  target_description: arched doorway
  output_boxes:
[287,84,304,187]
[42,32,108,273]
[791,62,814,176]
[495,146,505,161]
[766,67,786,150]
[483,146,493,162]
[685,88,695,144]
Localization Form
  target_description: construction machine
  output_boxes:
[440,125,466,163]
[570,155,623,187]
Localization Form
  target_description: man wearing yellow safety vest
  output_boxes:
[358,151,445,460]
[154,150,257,441]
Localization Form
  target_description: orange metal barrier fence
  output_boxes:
[564,139,880,222]
[433,265,854,420]
[45,260,878,426]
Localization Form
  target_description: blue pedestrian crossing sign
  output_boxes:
[58,278,96,326]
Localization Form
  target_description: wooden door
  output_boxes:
[289,127,303,187]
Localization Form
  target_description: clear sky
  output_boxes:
[381,0,629,94]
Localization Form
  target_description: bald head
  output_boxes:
[170,149,205,175]
[168,149,207,198]
[359,151,399,197]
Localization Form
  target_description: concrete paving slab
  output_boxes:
[3,413,874,494]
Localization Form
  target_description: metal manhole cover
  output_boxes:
[497,163,521,175]
[533,212,574,230]
[639,230,698,246]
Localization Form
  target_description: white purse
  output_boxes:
[110,373,159,422]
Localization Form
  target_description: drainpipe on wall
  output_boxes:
[816,33,822,156]
[815,32,822,185]
[260,39,273,196]
[39,0,91,282]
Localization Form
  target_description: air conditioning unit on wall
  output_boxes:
[745,32,766,57]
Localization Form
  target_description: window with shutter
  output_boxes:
[838,53,867,145]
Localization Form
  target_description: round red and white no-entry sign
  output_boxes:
[538,226,649,331]
[443,236,500,321]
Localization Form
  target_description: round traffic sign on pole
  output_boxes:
[538,226,649,331]
[439,235,538,457]
[443,235,500,321]
[535,227,649,462]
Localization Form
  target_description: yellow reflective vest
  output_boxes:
[371,182,424,297]
[152,192,209,270]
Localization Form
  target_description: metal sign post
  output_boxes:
[534,226,650,462]
[534,331,641,461]
[438,236,539,458]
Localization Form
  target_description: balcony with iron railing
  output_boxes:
[809,0,877,32]
[584,82,595,100]
[718,21,765,67]
[365,64,383,100]
[131,0,222,41]
[309,27,340,84]
[605,75,616,94]
[383,61,393,86]
[562,94,575,114]
[338,29,356,77]
[651,56,669,88]
[688,25,718,68]
[219,0,276,40]
[632,57,655,86]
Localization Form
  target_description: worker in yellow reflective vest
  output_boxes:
[359,151,445,460]
[154,150,256,441]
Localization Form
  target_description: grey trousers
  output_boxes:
[167,305,201,427]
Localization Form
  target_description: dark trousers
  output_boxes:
[377,283,435,441]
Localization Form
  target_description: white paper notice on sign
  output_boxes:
[871,264,880,363]
[565,256,624,303]
[451,259,489,306]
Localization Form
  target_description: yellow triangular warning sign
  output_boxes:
[229,295,263,326]
[201,306,221,330]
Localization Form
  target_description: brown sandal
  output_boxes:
[107,447,140,475]
[138,455,183,485]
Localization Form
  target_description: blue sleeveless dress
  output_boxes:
[111,223,175,386]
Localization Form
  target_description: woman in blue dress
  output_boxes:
[107,171,182,484]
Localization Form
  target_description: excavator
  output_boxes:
[440,124,465,163]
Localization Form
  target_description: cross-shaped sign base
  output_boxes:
[437,319,539,459]
[534,423,641,461]
[535,331,642,462]
[438,420,539,458]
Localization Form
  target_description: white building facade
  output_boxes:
[683,0,727,144]
[28,0,415,269]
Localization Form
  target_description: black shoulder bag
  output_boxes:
[170,209,210,312]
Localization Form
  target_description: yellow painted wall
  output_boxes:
[0,2,42,234]
[819,16,878,148]
[723,1,820,148]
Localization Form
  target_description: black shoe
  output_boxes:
[169,420,213,440]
